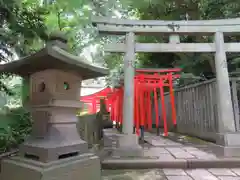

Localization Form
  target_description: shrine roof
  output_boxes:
[0,33,109,80]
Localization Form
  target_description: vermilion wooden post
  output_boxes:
[110,95,116,122]
[92,99,97,113]
[139,86,145,127]
[134,79,137,133]
[88,104,92,114]
[116,92,120,124]
[147,90,152,130]
[115,96,119,124]
[139,86,145,138]
[135,80,140,135]
[144,91,149,129]
[153,87,159,133]
[159,79,168,136]
[169,73,177,125]
[119,88,124,125]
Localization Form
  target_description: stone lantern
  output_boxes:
[0,32,108,180]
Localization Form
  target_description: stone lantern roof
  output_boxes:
[0,32,109,80]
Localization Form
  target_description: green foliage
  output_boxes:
[0,107,31,153]
[0,0,48,96]
[128,0,240,85]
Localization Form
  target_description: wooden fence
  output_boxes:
[154,78,240,142]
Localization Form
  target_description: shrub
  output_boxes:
[0,107,32,153]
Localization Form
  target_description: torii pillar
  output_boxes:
[214,31,240,157]
[113,32,142,157]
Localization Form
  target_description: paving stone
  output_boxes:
[171,152,196,159]
[165,141,182,146]
[166,175,193,180]
[163,169,187,175]
[144,147,170,154]
[187,150,217,160]
[186,169,219,180]
[150,139,168,146]
[166,147,186,153]
[196,154,218,160]
[188,150,210,157]
[208,169,237,176]
[143,150,170,157]
[145,137,182,147]
[231,169,240,176]
[183,147,200,151]
[217,177,240,180]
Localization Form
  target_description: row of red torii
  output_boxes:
[81,68,181,136]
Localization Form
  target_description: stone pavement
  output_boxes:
[102,168,240,180]
[103,129,218,160]
[143,132,217,160]
[101,129,240,169]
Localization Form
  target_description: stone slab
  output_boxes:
[166,147,196,159]
[208,168,237,176]
[101,168,240,179]
[186,150,218,160]
[163,169,187,175]
[186,169,219,180]
[166,175,193,180]
[171,152,196,159]
[0,154,101,180]
[218,177,240,180]
[145,137,182,147]
[143,148,173,158]
[232,169,240,176]
[144,147,170,154]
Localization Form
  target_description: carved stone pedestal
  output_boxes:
[112,134,143,157]
[1,154,101,180]
[214,133,240,157]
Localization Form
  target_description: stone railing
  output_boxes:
[155,78,240,142]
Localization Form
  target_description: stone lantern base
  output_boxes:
[1,153,101,180]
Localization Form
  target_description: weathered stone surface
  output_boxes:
[145,138,182,147]
[231,169,240,176]
[101,169,166,180]
[217,176,240,180]
[182,147,200,151]
[186,169,219,180]
[208,168,237,176]
[163,169,187,176]
[101,168,240,180]
[166,176,193,180]
[172,152,196,159]
[166,147,195,159]
[143,148,170,157]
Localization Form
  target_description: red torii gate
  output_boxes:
[80,87,112,114]
[134,68,180,136]
[80,68,181,136]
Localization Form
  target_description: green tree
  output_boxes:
[0,0,48,95]
[128,0,240,84]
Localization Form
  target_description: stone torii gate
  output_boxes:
[92,17,240,156]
